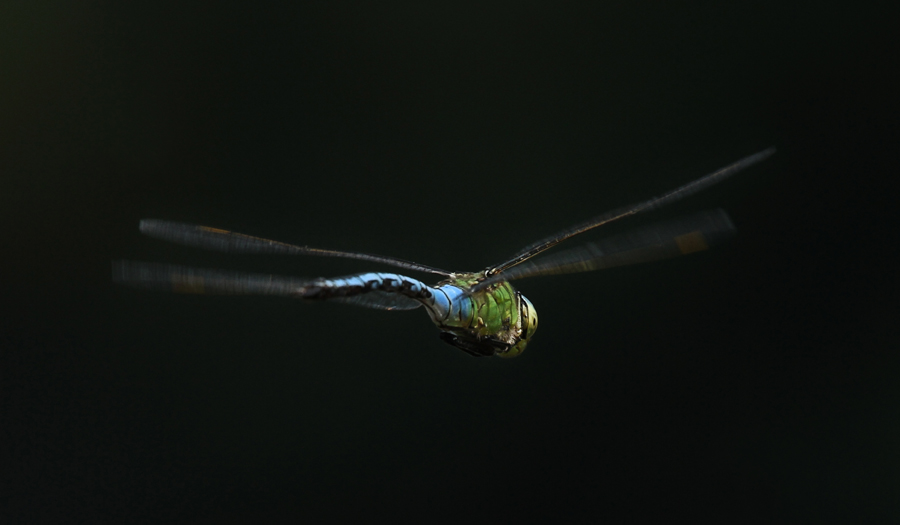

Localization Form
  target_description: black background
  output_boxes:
[3,1,897,522]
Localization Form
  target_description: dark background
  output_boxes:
[2,1,897,522]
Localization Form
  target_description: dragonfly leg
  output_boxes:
[438,332,510,358]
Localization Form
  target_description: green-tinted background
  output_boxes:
[3,1,897,522]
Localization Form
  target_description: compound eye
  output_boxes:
[519,294,537,341]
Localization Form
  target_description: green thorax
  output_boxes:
[436,272,521,346]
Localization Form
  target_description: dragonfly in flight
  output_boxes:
[114,148,775,358]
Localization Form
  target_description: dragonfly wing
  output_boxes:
[472,209,736,291]
[330,292,422,311]
[113,261,423,311]
[139,220,451,276]
[488,148,774,274]
[112,260,310,296]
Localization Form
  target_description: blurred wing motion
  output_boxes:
[329,293,422,311]
[488,147,775,275]
[139,219,451,277]
[472,209,735,291]
[111,260,422,310]
[113,260,311,296]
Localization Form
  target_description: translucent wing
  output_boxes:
[112,261,422,310]
[138,220,451,277]
[112,260,310,296]
[330,293,422,311]
[488,148,775,275]
[471,209,736,291]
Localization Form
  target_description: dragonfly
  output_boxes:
[114,148,774,358]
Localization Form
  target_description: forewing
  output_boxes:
[488,148,774,274]
[472,209,736,291]
[139,220,451,276]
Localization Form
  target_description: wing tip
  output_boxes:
[138,218,165,235]
[111,259,156,287]
[748,146,777,165]
[112,259,150,289]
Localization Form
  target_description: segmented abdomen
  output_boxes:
[296,272,475,323]
[299,272,434,301]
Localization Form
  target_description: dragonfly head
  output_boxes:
[500,294,538,358]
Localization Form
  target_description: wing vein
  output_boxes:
[488,147,775,275]
[139,220,451,276]
[472,208,737,290]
